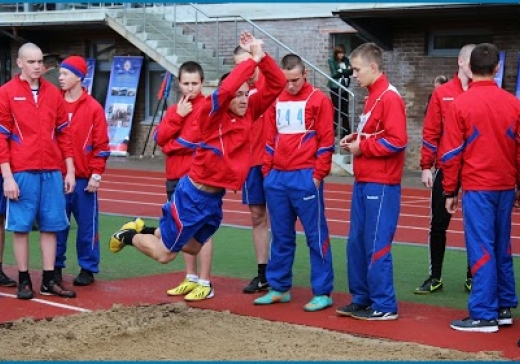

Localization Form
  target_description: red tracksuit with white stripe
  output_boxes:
[154,93,205,181]
[421,74,469,281]
[262,82,335,295]
[158,54,285,252]
[348,74,407,313]
[440,80,519,321]
[56,89,110,274]
[421,74,465,170]
[189,54,286,191]
[0,76,73,171]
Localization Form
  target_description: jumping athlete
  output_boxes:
[108,32,286,266]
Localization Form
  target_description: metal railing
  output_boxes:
[2,2,355,165]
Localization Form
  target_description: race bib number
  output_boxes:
[276,100,307,134]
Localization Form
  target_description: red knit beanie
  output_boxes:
[60,55,87,80]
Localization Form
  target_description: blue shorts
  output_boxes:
[241,165,266,205]
[0,176,5,216]
[6,171,69,233]
[159,175,225,252]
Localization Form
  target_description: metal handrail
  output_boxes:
[188,3,356,157]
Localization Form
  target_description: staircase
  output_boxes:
[105,5,231,86]
[104,3,355,174]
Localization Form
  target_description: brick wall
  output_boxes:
[6,16,520,169]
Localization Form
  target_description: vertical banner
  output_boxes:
[494,51,505,87]
[516,52,520,99]
[82,58,95,95]
[104,56,143,156]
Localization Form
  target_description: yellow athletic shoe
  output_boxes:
[184,284,214,301]
[166,279,198,296]
[121,217,145,233]
[109,229,130,253]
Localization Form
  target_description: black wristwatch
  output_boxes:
[443,191,457,198]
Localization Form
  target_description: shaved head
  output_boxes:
[18,43,42,60]
[459,44,476,62]
[16,43,43,83]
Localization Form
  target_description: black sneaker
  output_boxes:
[450,317,498,333]
[0,270,16,287]
[498,308,513,326]
[351,307,398,321]
[17,280,34,300]
[243,276,269,294]
[40,280,76,298]
[414,277,443,294]
[54,267,63,284]
[73,269,95,286]
[464,278,473,292]
[336,303,370,317]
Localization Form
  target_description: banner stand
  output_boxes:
[104,56,144,156]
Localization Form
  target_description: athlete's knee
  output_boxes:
[249,205,268,226]
[157,251,177,264]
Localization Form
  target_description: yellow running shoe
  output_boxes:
[109,229,131,253]
[166,279,198,296]
[184,284,214,301]
[121,217,145,233]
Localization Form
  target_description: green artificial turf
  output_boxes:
[3,213,519,315]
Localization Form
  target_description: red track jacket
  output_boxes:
[421,74,465,170]
[353,74,407,185]
[189,54,286,191]
[440,80,520,194]
[262,82,335,181]
[0,75,73,172]
[155,93,205,180]
[63,89,110,178]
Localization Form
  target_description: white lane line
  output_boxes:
[0,292,92,313]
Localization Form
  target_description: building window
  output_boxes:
[427,30,492,57]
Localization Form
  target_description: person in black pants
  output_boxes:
[416,44,476,294]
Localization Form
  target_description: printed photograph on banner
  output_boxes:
[82,58,96,95]
[103,56,143,156]
[494,51,505,88]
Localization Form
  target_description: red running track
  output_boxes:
[2,167,520,360]
[99,168,520,254]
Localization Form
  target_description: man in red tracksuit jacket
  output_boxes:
[440,43,519,333]
[233,46,271,294]
[338,42,407,321]
[55,55,110,287]
[256,53,335,312]
[0,43,76,300]
[108,32,286,266]
[154,61,215,301]
[416,44,475,295]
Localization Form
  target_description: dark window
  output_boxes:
[428,30,493,57]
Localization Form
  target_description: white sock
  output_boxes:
[186,274,198,283]
[198,279,211,287]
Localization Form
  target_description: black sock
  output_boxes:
[19,271,30,284]
[0,262,3,271]
[42,270,54,285]
[122,230,137,245]
[258,264,267,281]
[141,227,157,235]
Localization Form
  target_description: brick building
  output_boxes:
[0,3,518,170]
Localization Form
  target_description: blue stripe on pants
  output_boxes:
[347,181,399,312]
[463,190,518,320]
